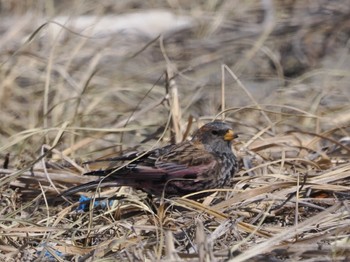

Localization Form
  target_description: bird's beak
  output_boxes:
[224,129,236,141]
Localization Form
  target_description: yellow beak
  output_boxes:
[224,129,236,141]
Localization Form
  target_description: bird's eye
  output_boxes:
[211,130,219,135]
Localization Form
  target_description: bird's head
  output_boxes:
[191,121,237,153]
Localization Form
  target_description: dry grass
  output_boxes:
[1,0,350,261]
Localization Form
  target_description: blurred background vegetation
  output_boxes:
[1,0,349,162]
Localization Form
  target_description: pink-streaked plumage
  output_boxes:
[62,121,238,197]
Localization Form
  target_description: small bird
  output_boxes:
[62,121,238,197]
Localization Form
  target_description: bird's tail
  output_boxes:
[84,169,114,176]
[60,179,120,196]
[60,167,128,196]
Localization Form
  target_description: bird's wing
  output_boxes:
[82,144,175,170]
[86,141,217,180]
[61,142,217,196]
[155,141,218,179]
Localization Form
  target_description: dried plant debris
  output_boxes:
[1,1,350,261]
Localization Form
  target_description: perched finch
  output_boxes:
[63,121,238,197]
